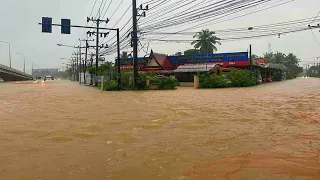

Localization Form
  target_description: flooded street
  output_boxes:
[1,78,320,180]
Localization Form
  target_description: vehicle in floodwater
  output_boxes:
[44,75,54,81]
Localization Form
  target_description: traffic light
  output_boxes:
[42,17,52,33]
[61,19,71,34]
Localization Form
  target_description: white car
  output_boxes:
[0,78,4,83]
[44,76,54,81]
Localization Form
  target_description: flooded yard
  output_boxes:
[0,78,320,180]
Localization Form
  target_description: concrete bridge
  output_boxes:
[0,64,33,81]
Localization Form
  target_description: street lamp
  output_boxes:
[16,53,26,73]
[57,44,78,48]
[0,41,12,68]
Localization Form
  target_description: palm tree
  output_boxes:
[191,29,221,54]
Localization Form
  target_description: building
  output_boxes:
[115,50,286,82]
[116,51,250,70]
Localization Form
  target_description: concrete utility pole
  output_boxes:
[87,12,110,86]
[79,39,94,84]
[79,45,82,84]
[132,0,139,88]
[117,28,121,87]
[132,1,148,89]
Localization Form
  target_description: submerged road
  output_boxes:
[0,78,320,180]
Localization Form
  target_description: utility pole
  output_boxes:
[132,0,139,88]
[87,13,109,86]
[90,53,94,85]
[79,45,82,84]
[74,52,79,81]
[249,44,252,72]
[72,57,76,81]
[79,39,94,84]
[132,1,148,89]
[117,28,121,88]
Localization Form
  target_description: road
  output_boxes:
[1,78,320,180]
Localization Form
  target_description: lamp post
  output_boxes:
[16,53,26,73]
[0,41,12,68]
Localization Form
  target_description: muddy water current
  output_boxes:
[0,78,320,180]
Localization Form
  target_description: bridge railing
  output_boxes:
[0,64,33,78]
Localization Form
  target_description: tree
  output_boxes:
[191,29,221,53]
[308,65,320,77]
[251,54,259,60]
[175,52,182,56]
[121,51,131,58]
[285,53,300,67]
[184,49,199,55]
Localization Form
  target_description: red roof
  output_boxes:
[142,51,174,70]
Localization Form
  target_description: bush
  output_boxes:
[151,76,179,90]
[229,70,257,87]
[286,72,297,80]
[136,73,149,90]
[119,71,134,90]
[103,80,119,91]
[199,73,228,88]
[150,76,178,90]
[119,72,150,90]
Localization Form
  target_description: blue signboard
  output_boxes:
[115,52,248,66]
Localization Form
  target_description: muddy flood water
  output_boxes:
[0,78,320,180]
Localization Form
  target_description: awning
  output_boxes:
[174,64,219,73]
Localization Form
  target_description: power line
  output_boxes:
[310,29,320,46]
[311,11,320,24]
[141,0,297,42]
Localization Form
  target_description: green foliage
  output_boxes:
[184,49,199,55]
[199,73,228,88]
[120,71,134,90]
[229,70,257,87]
[307,65,320,77]
[191,29,221,53]
[119,72,149,90]
[87,67,95,74]
[87,62,114,76]
[151,76,179,90]
[136,73,149,90]
[103,80,119,91]
[263,52,302,78]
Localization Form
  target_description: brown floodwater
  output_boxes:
[0,78,320,180]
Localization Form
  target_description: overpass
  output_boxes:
[0,64,33,81]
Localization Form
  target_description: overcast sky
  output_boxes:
[0,0,319,73]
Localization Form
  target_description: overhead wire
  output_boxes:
[141,0,297,42]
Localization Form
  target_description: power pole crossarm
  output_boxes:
[87,15,110,86]
[132,1,149,89]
